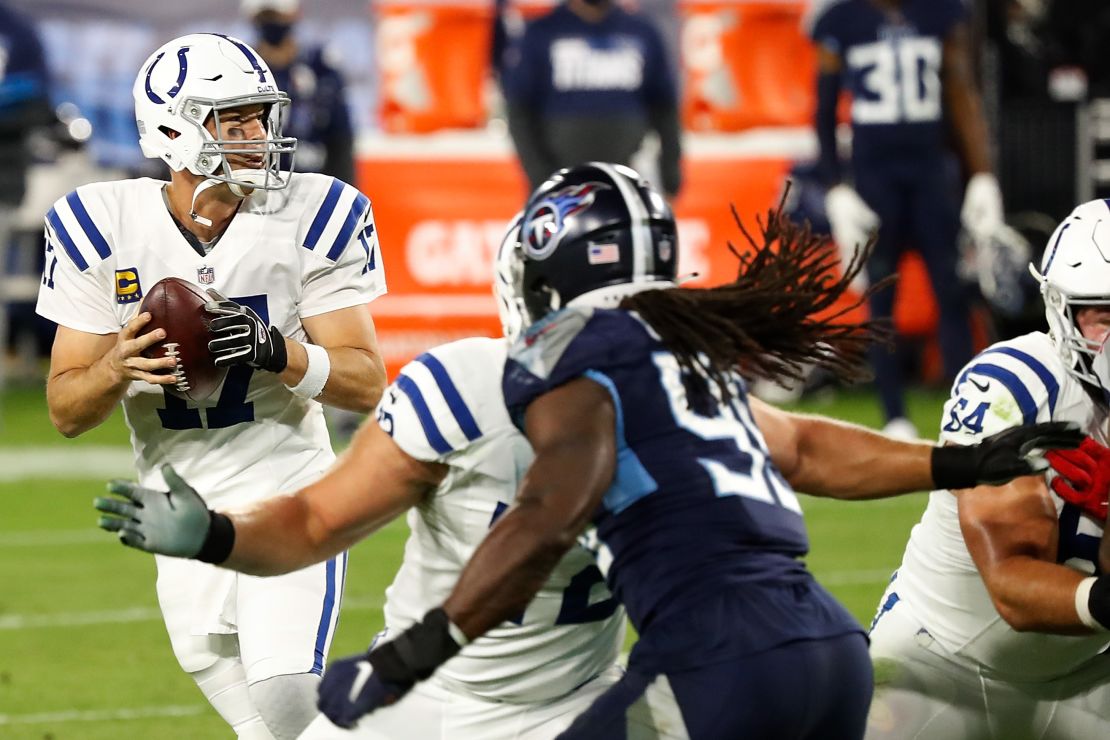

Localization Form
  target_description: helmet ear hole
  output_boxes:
[158,125,182,140]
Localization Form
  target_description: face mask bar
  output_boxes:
[1031,262,1110,390]
[190,92,297,192]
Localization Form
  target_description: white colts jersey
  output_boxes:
[377,337,624,704]
[36,174,385,506]
[892,332,1110,681]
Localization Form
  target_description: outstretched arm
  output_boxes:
[752,398,934,498]
[751,398,1081,499]
[96,420,444,576]
[444,377,616,638]
[223,421,442,575]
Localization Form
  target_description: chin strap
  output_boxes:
[188,178,223,228]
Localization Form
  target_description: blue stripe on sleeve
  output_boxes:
[46,207,88,271]
[311,556,339,675]
[66,191,111,259]
[961,363,1038,425]
[325,192,370,261]
[981,347,1059,415]
[396,374,453,455]
[303,178,345,251]
[414,352,481,442]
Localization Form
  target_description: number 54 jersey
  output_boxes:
[35,174,385,506]
[890,331,1110,681]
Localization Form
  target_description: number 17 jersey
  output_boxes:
[35,174,385,506]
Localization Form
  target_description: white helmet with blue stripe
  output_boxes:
[133,33,296,196]
[1030,199,1110,392]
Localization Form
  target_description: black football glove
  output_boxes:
[205,289,288,373]
[317,608,462,728]
[931,421,1083,490]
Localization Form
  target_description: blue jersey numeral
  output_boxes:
[157,294,268,431]
[1058,503,1102,574]
[489,502,618,626]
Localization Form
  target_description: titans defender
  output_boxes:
[811,0,1003,436]
[866,200,1110,740]
[37,34,385,740]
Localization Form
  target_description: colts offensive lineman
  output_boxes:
[37,34,386,740]
[867,200,1110,740]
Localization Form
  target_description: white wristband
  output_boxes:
[446,618,471,648]
[286,342,331,399]
[1075,576,1107,631]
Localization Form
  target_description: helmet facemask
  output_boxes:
[494,214,530,342]
[196,95,296,195]
[1029,201,1110,397]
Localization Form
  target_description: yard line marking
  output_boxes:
[0,529,108,547]
[0,446,133,481]
[0,703,205,725]
[0,595,386,630]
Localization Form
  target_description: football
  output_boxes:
[138,277,226,402]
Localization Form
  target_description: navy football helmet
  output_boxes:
[496,162,678,341]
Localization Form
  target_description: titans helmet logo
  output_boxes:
[522,182,610,260]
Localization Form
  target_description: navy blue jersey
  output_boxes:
[502,4,676,117]
[810,0,965,163]
[269,46,352,179]
[504,309,827,636]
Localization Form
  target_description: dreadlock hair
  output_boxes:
[620,187,893,406]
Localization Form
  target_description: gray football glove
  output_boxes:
[95,463,211,558]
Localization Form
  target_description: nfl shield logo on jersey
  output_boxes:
[197,266,215,285]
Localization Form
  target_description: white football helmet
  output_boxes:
[1029,199,1110,393]
[133,33,296,195]
[494,212,527,342]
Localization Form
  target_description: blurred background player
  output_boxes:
[242,0,355,185]
[0,0,51,404]
[811,0,1004,439]
[36,33,386,739]
[499,0,682,199]
[866,199,1110,740]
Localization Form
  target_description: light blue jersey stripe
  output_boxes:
[585,369,657,515]
[325,193,370,261]
[396,374,453,455]
[65,192,111,259]
[415,353,481,442]
[303,179,345,251]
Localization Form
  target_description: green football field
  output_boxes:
[0,384,950,739]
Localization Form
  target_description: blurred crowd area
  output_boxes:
[1,0,1109,393]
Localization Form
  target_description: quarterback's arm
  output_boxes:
[444,377,616,639]
[46,314,177,437]
[959,475,1092,634]
[943,22,992,176]
[222,421,444,576]
[752,398,933,498]
[287,304,386,412]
